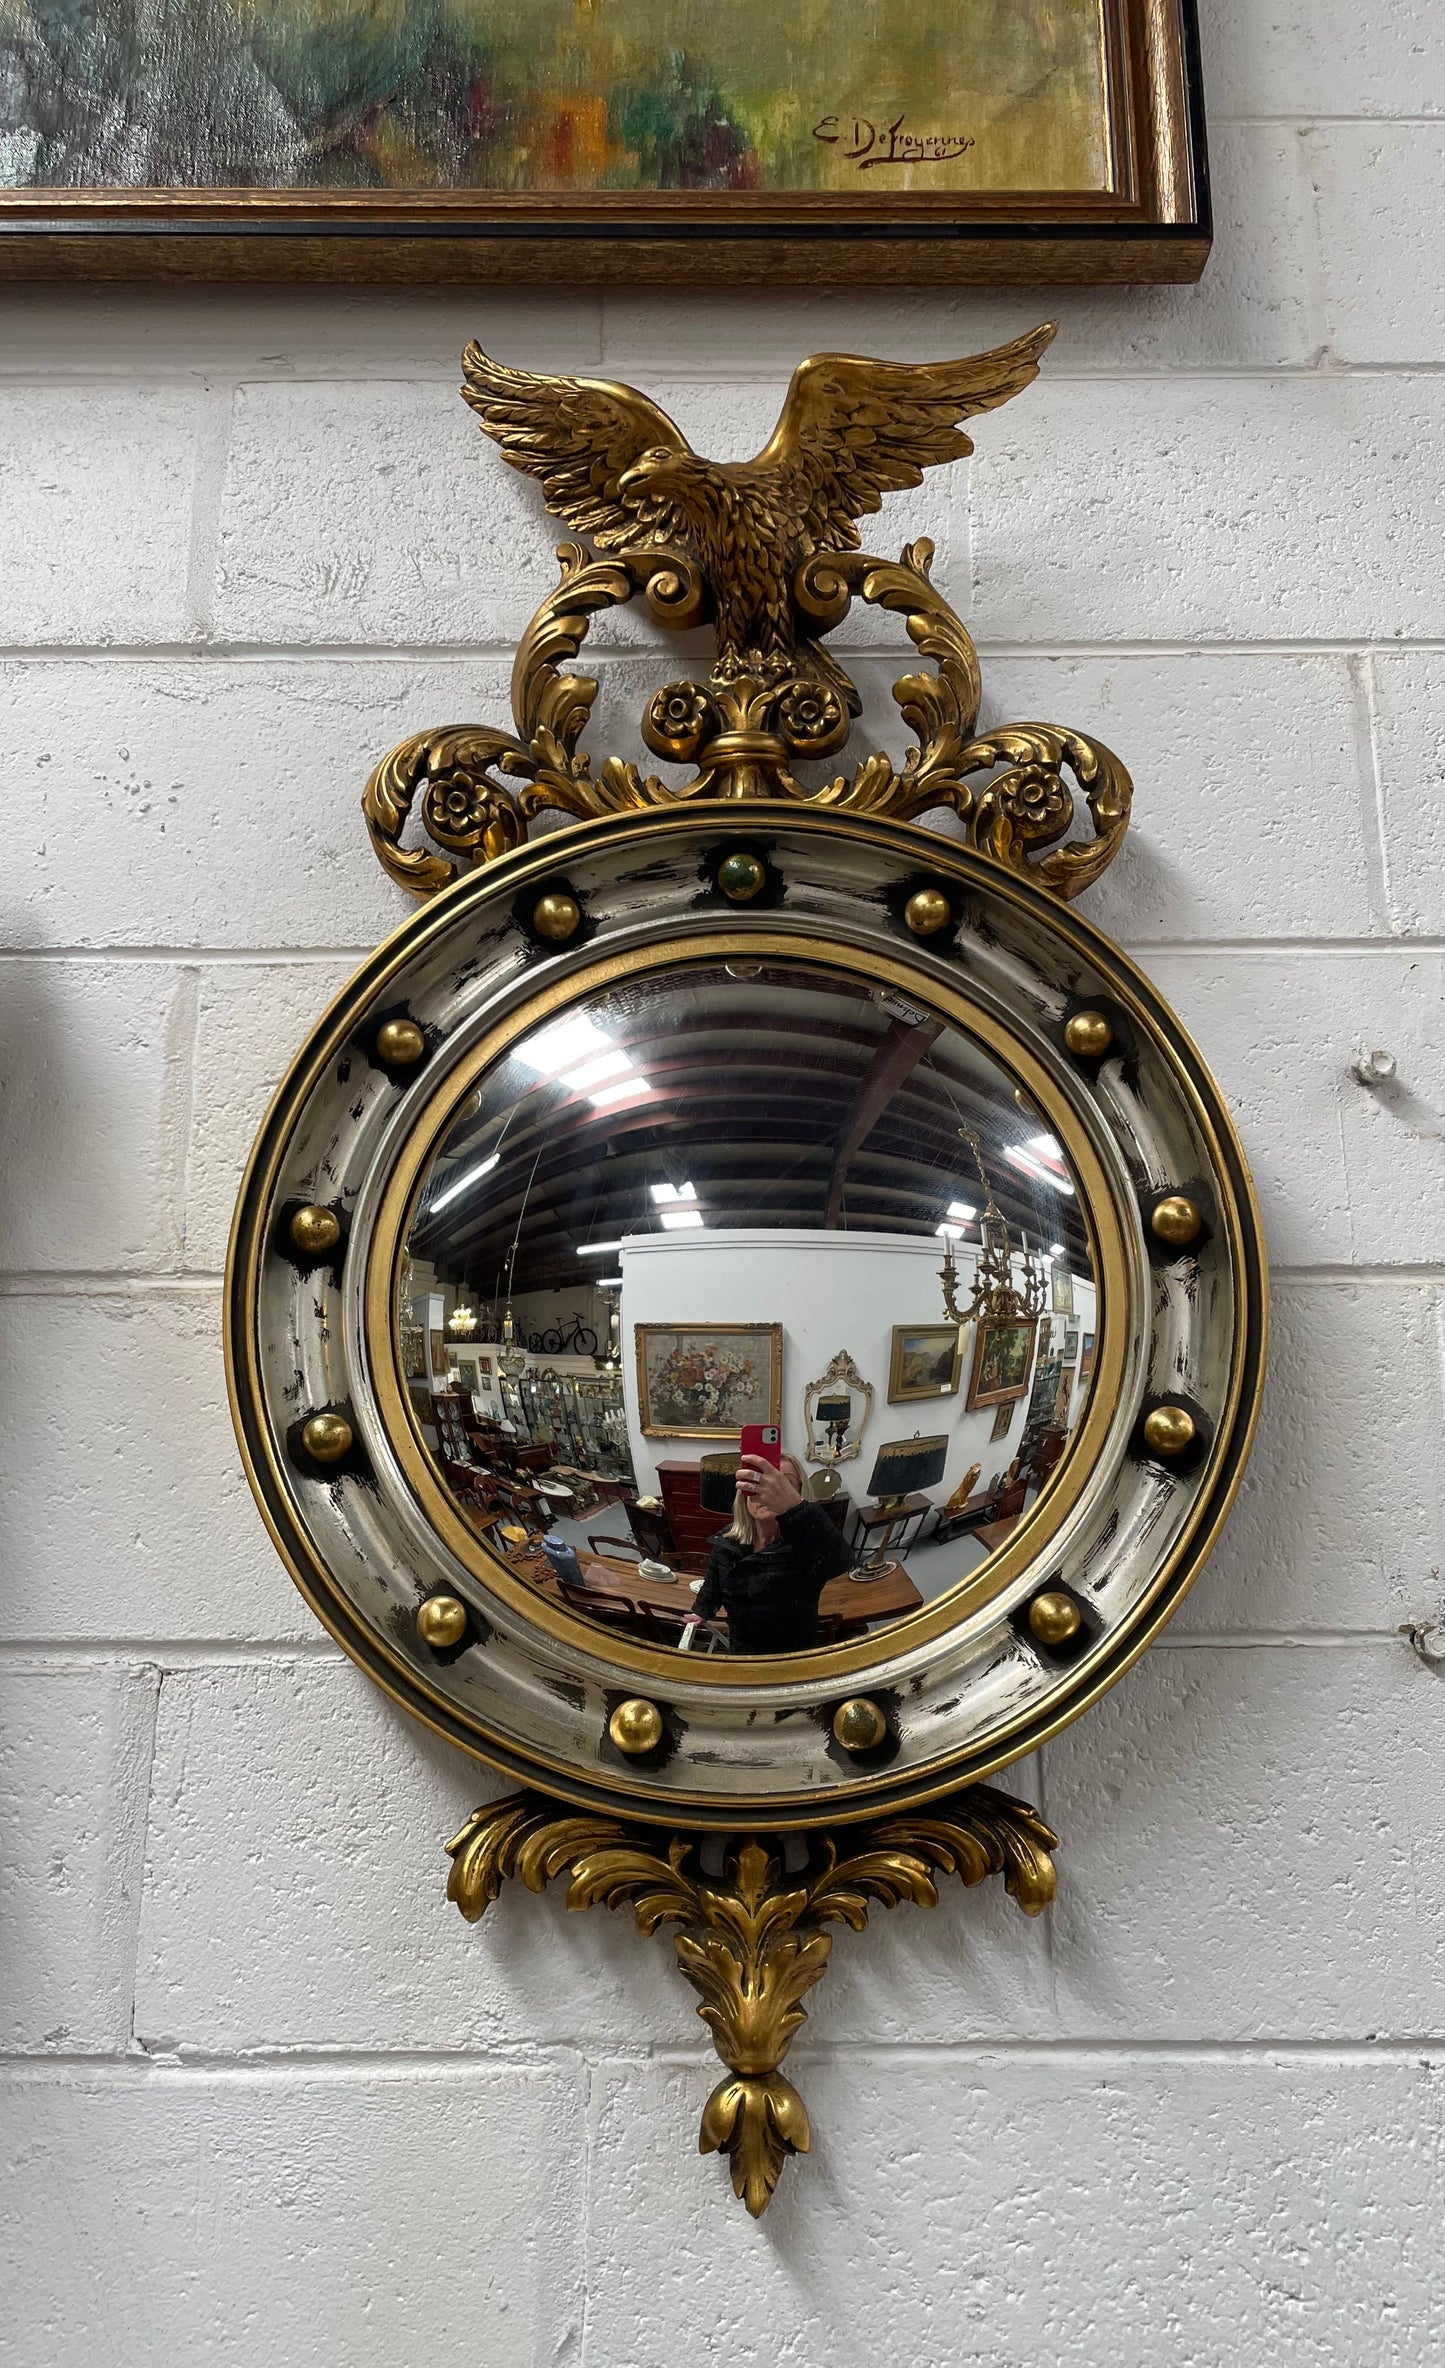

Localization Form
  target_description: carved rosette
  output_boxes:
[362,539,1130,902]
[446,1785,1058,2216]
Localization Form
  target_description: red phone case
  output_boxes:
[740,1423,782,1467]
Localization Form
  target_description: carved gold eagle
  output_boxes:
[461,323,1056,694]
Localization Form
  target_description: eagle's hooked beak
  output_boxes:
[618,454,664,496]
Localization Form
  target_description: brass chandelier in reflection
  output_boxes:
[939,1124,1049,1327]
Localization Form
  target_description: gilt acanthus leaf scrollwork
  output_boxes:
[445,1785,1058,2217]
[362,534,1130,903]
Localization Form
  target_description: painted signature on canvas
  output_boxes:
[813,114,977,169]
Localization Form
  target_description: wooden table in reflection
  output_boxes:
[566,1553,924,1645]
[962,1515,1023,1557]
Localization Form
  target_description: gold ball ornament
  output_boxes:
[288,1204,341,1257]
[903,887,952,937]
[376,1017,425,1066]
[417,1594,468,1649]
[1064,1010,1114,1059]
[608,1698,665,1755]
[302,1412,353,1464]
[1027,1590,1082,1647]
[832,1697,889,1752]
[717,852,766,902]
[1151,1194,1204,1249]
[1143,1404,1197,1458]
[533,891,582,941]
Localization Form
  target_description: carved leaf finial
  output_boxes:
[444,1785,1058,2216]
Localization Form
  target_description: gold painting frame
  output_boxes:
[888,1322,965,1404]
[634,1321,784,1441]
[965,1315,1039,1409]
[0,0,1208,283]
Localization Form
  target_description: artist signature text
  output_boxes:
[812,113,977,168]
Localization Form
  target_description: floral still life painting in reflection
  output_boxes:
[636,1323,783,1439]
[0,0,1111,195]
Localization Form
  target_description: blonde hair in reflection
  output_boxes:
[726,1452,808,1549]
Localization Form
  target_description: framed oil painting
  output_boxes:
[635,1322,782,1439]
[966,1316,1037,1410]
[888,1322,964,1404]
[0,1,1209,283]
[1079,1331,1097,1384]
[1026,1353,1063,1426]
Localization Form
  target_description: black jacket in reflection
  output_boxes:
[694,1500,855,1653]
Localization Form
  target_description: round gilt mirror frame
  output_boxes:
[225,328,1267,2215]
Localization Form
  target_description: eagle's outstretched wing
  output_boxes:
[756,322,1057,553]
[460,344,693,548]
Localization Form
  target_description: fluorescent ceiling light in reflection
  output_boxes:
[590,1076,652,1108]
[936,1222,966,1240]
[1027,1132,1063,1161]
[946,1200,977,1222]
[650,1180,697,1204]
[1049,1242,1066,1258]
[561,1049,631,1091]
[659,1209,705,1230]
[594,1276,624,1288]
[515,1013,611,1076]
[427,1149,500,1214]
[576,1239,624,1257]
[1005,1145,1074,1195]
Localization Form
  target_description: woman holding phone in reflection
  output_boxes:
[684,1450,854,1654]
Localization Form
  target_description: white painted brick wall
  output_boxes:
[3,4,1444,2356]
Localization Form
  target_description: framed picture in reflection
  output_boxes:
[635,1322,782,1439]
[990,1400,1014,1442]
[1079,1331,1097,1384]
[966,1316,1037,1409]
[1063,1328,1080,1361]
[1051,1267,1075,1316]
[888,1322,964,1403]
[1053,1366,1075,1423]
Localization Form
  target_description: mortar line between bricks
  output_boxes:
[183,381,234,642]
[12,362,1445,394]
[2,636,1445,662]
[1211,112,1445,126]
[161,968,201,1273]
[3,2039,1443,2080]
[115,1667,163,2062]
[0,1641,345,1666]
[0,1273,227,1294]
[1347,650,1395,934]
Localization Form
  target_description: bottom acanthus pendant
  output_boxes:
[445,1785,1058,2217]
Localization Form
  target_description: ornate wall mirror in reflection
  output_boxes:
[226,327,1266,2217]
[802,1350,874,1470]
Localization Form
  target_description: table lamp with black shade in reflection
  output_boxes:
[815,1391,853,1457]
[866,1433,949,1512]
[697,1451,741,1517]
[859,1433,949,1573]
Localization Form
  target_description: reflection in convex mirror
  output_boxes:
[401,957,1098,1659]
